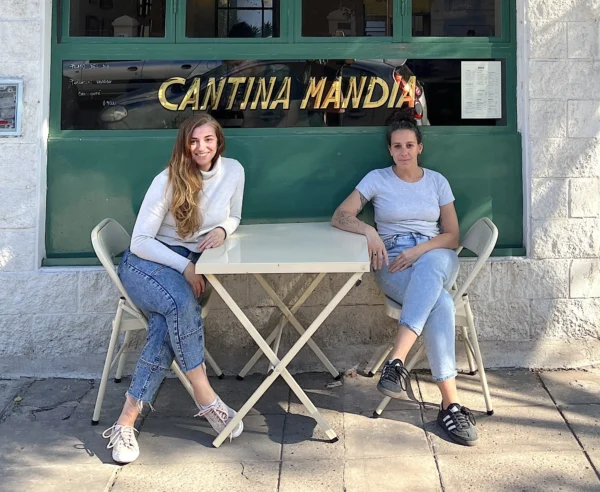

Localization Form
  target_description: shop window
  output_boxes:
[61,58,505,130]
[412,0,502,37]
[186,0,280,38]
[302,0,392,37]
[69,0,166,37]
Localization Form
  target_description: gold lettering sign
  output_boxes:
[158,76,416,112]
[300,77,327,110]
[158,77,186,111]
[363,77,390,109]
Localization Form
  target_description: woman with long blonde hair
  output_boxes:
[103,113,245,464]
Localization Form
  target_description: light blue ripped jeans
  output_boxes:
[118,245,206,404]
[374,233,460,382]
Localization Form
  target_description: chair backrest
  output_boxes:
[91,218,139,312]
[452,217,498,301]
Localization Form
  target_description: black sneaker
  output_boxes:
[437,403,478,446]
[377,359,410,398]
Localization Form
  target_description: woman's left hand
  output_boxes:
[389,245,424,273]
[198,227,226,252]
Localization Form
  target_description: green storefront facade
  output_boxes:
[46,0,522,265]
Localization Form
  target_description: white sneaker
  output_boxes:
[102,423,140,464]
[194,396,244,441]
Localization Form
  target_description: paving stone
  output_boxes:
[288,372,345,412]
[72,378,132,425]
[136,414,284,464]
[282,408,344,461]
[344,456,441,492]
[15,378,92,409]
[0,379,29,415]
[417,370,554,411]
[0,420,114,468]
[424,405,580,455]
[113,462,280,492]
[1,465,118,492]
[4,378,94,423]
[540,371,600,405]
[146,375,290,419]
[561,404,600,452]
[587,451,600,474]
[342,373,422,415]
[437,452,599,492]
[280,459,344,492]
[208,375,290,415]
[344,410,430,459]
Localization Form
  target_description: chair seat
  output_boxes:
[384,293,468,327]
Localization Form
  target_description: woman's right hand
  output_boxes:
[366,229,388,270]
[183,263,206,298]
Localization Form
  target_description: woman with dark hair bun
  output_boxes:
[331,109,478,446]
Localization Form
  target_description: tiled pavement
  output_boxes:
[1,368,600,491]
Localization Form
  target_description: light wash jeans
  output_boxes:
[374,233,459,382]
[118,245,205,404]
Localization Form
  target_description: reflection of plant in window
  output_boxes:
[263,21,273,37]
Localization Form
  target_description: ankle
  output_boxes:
[117,396,140,426]
[442,400,460,410]
[193,387,217,407]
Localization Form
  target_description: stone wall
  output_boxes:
[0,0,599,378]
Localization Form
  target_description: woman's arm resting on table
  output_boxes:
[388,202,460,273]
[331,189,388,269]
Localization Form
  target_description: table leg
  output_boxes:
[237,273,326,379]
[253,273,340,379]
[206,272,363,448]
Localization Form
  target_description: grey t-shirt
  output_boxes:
[356,167,455,239]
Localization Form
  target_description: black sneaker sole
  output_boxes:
[377,382,405,399]
[437,419,478,447]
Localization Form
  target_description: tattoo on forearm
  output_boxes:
[357,192,368,215]
[333,209,360,227]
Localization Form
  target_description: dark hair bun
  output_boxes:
[385,108,416,127]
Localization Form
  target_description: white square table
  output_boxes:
[195,222,370,447]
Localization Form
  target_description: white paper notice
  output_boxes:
[461,61,502,119]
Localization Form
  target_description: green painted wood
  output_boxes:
[46,130,522,258]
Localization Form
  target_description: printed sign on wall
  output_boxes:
[0,79,23,136]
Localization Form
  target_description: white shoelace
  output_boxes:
[102,423,139,450]
[194,403,234,441]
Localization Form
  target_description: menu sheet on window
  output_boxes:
[461,61,502,119]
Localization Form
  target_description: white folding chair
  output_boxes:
[90,218,223,425]
[366,217,498,418]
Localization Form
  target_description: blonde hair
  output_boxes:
[167,113,225,239]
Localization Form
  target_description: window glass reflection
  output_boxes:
[412,0,501,37]
[302,0,392,37]
[69,0,166,37]
[186,0,280,38]
[61,58,504,130]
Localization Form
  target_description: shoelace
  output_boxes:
[450,406,476,429]
[381,362,410,391]
[102,424,139,450]
[194,404,234,442]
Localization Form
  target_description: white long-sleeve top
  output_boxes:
[130,156,245,273]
